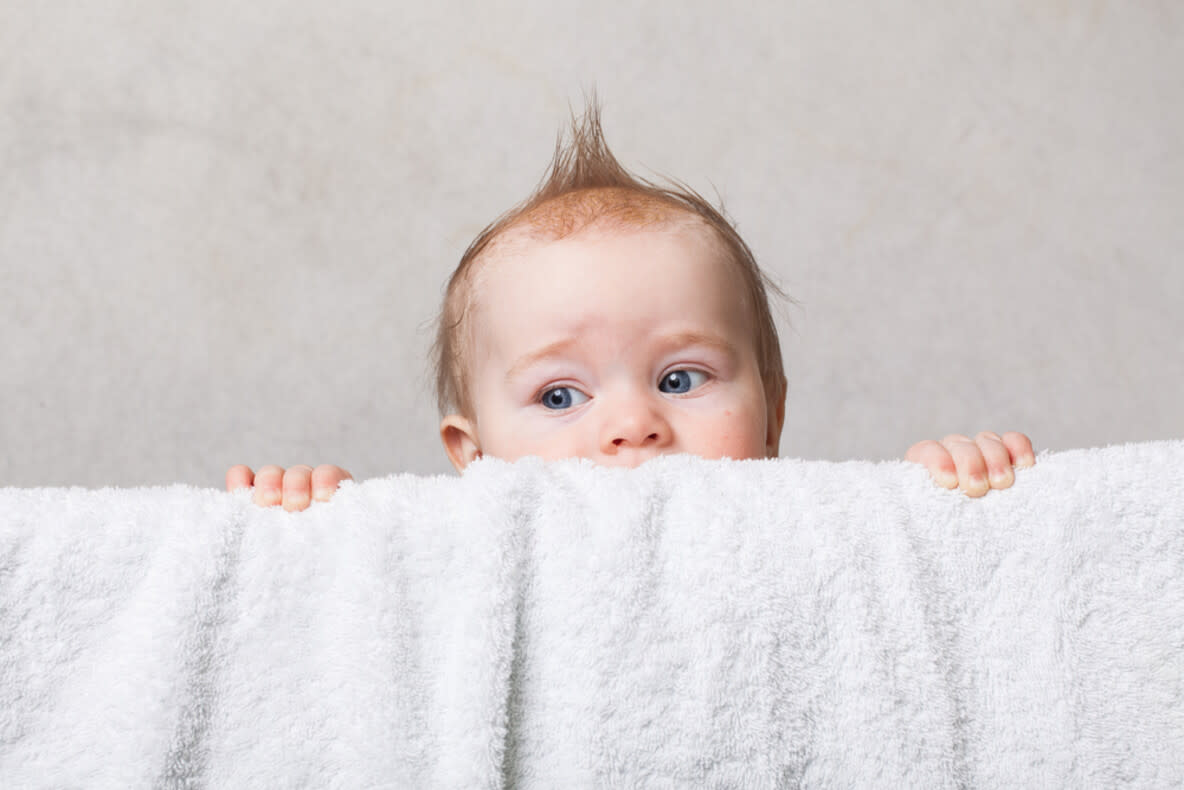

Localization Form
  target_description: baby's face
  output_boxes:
[440,221,783,470]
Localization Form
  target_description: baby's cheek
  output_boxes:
[483,416,580,462]
[690,410,767,461]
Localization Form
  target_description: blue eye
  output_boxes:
[658,369,708,394]
[540,386,589,410]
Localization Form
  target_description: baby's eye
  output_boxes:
[539,386,589,410]
[658,369,708,394]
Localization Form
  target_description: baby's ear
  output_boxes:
[440,415,482,472]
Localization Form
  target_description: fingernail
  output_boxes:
[936,470,958,488]
[313,488,333,501]
[989,470,1013,488]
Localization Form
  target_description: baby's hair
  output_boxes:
[432,101,787,418]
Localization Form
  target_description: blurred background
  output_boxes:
[2,0,1181,487]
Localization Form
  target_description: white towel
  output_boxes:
[2,442,1182,787]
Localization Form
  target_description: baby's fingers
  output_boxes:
[973,431,1016,491]
[909,432,1033,497]
[311,465,353,502]
[250,465,286,508]
[231,464,351,510]
[905,440,958,489]
[1001,431,1036,469]
[941,434,991,497]
[226,465,255,492]
[279,465,317,512]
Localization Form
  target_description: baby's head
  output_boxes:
[432,105,787,471]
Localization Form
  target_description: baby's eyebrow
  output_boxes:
[654,331,738,358]
[505,338,581,383]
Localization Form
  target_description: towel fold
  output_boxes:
[2,442,1182,787]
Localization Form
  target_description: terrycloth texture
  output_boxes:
[1,443,1182,788]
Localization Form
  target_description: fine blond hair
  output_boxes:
[432,102,787,417]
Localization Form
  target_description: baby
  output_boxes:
[228,105,1034,511]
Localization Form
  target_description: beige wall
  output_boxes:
[3,0,1181,487]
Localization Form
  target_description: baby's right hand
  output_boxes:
[226,465,353,511]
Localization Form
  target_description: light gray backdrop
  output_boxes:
[3,1,1181,487]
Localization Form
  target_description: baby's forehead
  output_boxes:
[465,221,752,342]
[466,220,731,319]
[451,189,747,346]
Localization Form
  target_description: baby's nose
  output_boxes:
[599,400,671,457]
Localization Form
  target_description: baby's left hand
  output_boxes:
[906,431,1035,497]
